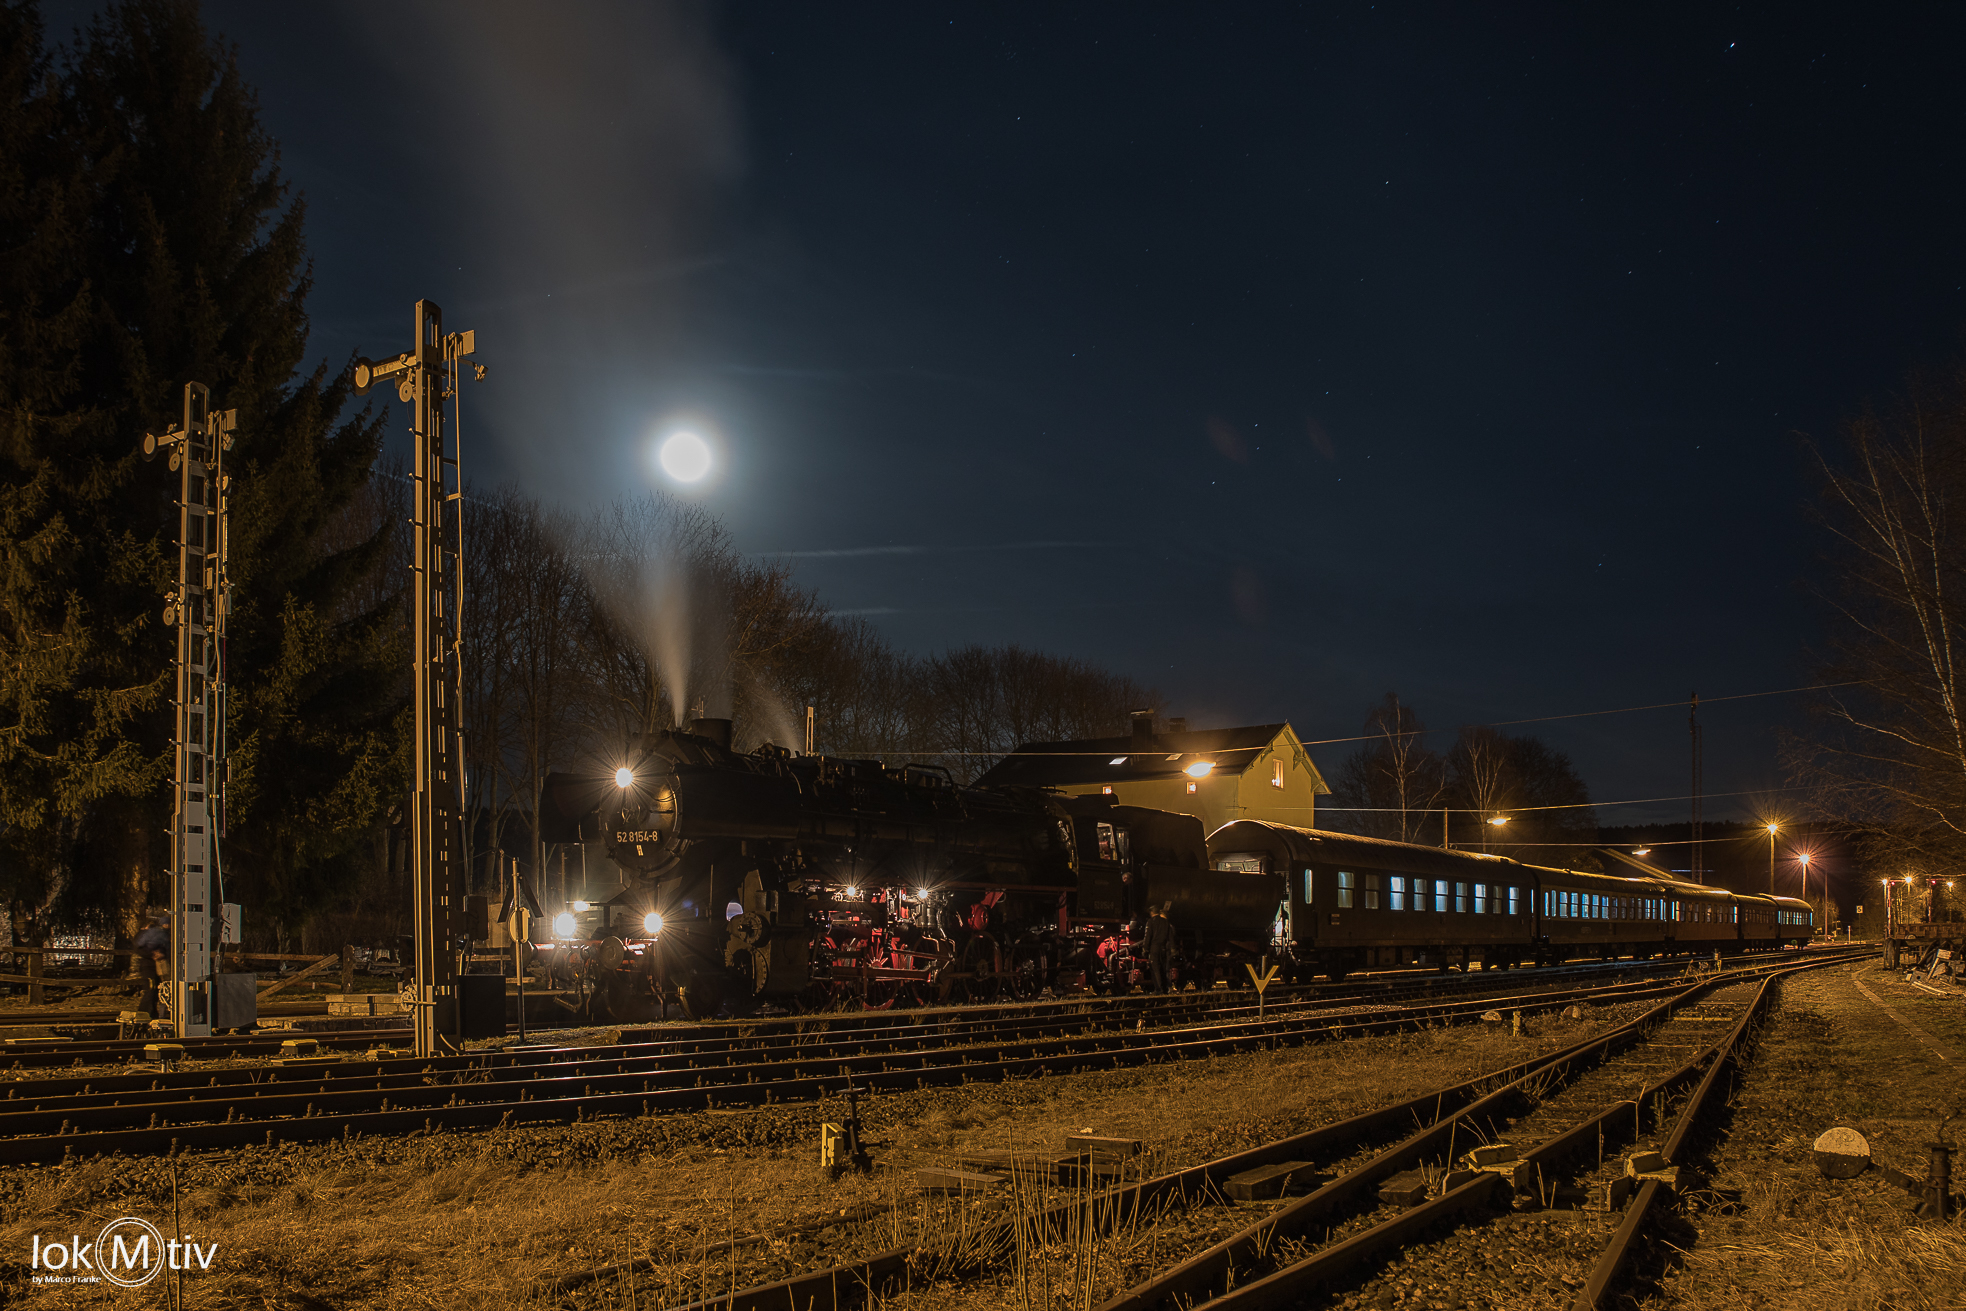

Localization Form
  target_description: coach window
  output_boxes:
[1433,881,1448,913]
[1097,823,1118,861]
[1473,882,1487,914]
[1364,872,1381,909]
[1454,882,1468,913]
[1303,869,1315,905]
[1335,870,1355,908]
[1389,875,1406,911]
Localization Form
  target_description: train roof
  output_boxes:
[1212,823,1788,903]
[1208,820,1522,874]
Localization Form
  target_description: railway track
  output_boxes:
[0,948,1863,1166]
[663,947,1867,1311]
[0,945,1799,1074]
[0,1025,413,1071]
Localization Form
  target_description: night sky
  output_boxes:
[42,2,1966,826]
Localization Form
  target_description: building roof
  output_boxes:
[976,722,1326,791]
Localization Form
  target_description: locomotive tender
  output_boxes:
[597,722,1813,1015]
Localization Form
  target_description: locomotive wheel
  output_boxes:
[679,974,728,1021]
[860,980,924,1010]
[1007,943,1047,999]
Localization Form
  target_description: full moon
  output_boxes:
[658,430,713,482]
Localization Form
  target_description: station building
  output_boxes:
[975,713,1330,835]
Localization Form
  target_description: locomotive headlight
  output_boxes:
[615,766,635,789]
[843,885,859,898]
[916,887,931,901]
[552,912,577,938]
[1184,760,1213,778]
[643,911,663,933]
[572,900,591,911]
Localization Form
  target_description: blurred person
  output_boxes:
[132,913,170,1019]
[1144,903,1176,993]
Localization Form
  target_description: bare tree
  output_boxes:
[1331,694,1444,843]
[1444,725,1597,862]
[1792,370,1966,874]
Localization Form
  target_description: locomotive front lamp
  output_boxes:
[1184,761,1214,778]
[916,887,931,900]
[615,766,634,788]
[572,900,591,911]
[643,911,663,933]
[552,912,577,938]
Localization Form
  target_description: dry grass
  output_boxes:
[0,998,1639,1309]
[1663,1224,1966,1311]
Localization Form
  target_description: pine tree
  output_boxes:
[0,0,405,945]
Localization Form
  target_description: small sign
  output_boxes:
[1244,962,1281,993]
[1855,905,1864,915]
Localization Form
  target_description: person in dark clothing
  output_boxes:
[1143,903,1176,993]
[132,913,170,1019]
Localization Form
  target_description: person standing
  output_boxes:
[1144,902,1176,993]
[132,913,170,1019]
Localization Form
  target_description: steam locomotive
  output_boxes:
[587,720,1813,1017]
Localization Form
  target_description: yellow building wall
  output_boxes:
[1056,737,1324,837]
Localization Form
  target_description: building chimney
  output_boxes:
[1130,709,1155,745]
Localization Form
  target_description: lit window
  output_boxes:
[1454,882,1468,914]
[1474,882,1486,914]
[1507,885,1520,915]
[1303,869,1315,904]
[1272,759,1284,788]
[1434,880,1449,913]
[1334,870,1355,908]
[1186,781,1197,793]
[1388,875,1406,911]
[1101,785,1113,795]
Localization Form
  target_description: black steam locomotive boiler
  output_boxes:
[598,720,1280,1016]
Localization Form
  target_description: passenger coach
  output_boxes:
[1207,820,1815,981]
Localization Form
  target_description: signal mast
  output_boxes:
[354,301,479,1057]
[142,384,235,1038]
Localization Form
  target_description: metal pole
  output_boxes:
[145,386,233,1039]
[355,303,477,1058]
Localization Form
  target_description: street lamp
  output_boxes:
[1765,823,1779,894]
[1798,851,1813,934]
[1482,815,1509,853]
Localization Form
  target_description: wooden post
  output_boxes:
[341,944,354,995]
[27,949,42,1006]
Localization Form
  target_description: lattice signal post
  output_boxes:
[354,302,479,1057]
[142,383,235,1039]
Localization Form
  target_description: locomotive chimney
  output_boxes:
[1130,709,1156,746]
[686,717,733,749]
